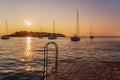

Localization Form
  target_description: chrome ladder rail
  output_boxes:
[43,42,58,80]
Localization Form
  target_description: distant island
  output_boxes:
[8,31,66,37]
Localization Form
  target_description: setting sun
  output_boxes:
[24,21,32,27]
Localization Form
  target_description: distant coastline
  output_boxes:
[0,31,120,38]
[6,31,66,37]
[70,36,120,38]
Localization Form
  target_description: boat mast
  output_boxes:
[5,20,8,35]
[53,19,55,33]
[93,25,94,37]
[41,27,42,33]
[90,24,92,37]
[76,10,79,36]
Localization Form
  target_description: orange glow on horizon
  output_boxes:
[0,24,120,36]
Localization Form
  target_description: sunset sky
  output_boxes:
[0,0,120,36]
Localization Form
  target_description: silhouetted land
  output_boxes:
[8,31,66,37]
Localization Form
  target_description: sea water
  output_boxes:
[0,37,120,79]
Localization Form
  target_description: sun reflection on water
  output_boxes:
[25,37,32,58]
[24,64,35,72]
[20,37,35,71]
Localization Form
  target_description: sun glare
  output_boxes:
[24,21,32,27]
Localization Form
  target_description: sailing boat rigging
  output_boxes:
[70,10,80,41]
[39,27,43,39]
[1,20,10,40]
[48,20,57,39]
[90,24,94,39]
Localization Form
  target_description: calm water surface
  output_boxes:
[0,37,120,79]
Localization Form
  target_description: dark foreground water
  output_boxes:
[0,37,120,80]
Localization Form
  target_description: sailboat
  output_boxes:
[48,20,57,39]
[90,24,94,39]
[1,20,10,40]
[39,27,43,39]
[71,10,80,41]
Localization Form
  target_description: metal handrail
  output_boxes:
[43,42,58,80]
